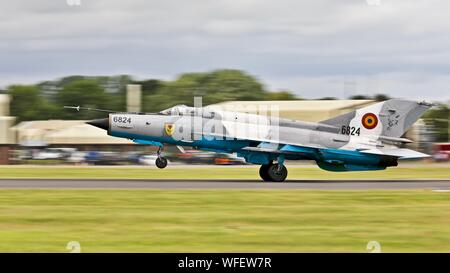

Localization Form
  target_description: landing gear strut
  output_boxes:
[155,146,168,169]
[259,161,288,182]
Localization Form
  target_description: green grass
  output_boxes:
[0,165,449,180]
[0,166,450,180]
[0,189,450,252]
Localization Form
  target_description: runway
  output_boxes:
[0,179,450,190]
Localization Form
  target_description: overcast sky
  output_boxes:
[1,0,450,100]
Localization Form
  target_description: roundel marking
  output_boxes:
[362,113,378,129]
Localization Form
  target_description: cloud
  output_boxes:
[267,72,450,101]
[0,0,449,101]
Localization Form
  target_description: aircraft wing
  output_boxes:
[196,132,429,159]
[359,148,430,159]
[195,132,324,150]
[241,142,320,154]
[239,143,320,165]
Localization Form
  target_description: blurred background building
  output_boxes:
[12,120,132,146]
[0,94,16,164]
[211,100,375,122]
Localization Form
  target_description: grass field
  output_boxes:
[0,189,450,252]
[0,164,449,180]
[1,165,449,252]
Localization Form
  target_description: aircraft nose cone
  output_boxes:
[86,118,109,130]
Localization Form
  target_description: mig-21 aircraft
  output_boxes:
[67,99,431,182]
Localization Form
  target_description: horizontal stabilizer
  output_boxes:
[378,135,413,143]
[360,148,430,159]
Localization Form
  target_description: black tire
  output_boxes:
[259,164,272,181]
[155,157,168,169]
[267,164,288,182]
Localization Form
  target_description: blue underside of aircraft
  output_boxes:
[111,131,387,172]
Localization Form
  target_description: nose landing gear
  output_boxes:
[155,146,168,169]
[155,157,168,169]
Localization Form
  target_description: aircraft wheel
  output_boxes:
[267,164,288,182]
[259,164,272,181]
[155,157,168,169]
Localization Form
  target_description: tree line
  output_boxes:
[8,69,299,122]
[7,68,440,127]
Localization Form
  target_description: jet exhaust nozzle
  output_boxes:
[86,118,109,131]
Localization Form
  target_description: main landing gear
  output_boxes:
[259,161,288,182]
[155,146,168,169]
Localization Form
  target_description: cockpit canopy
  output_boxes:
[159,104,219,118]
[159,105,195,116]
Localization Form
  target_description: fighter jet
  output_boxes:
[70,99,432,182]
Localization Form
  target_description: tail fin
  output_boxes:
[320,99,432,138]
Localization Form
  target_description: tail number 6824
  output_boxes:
[341,126,360,136]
